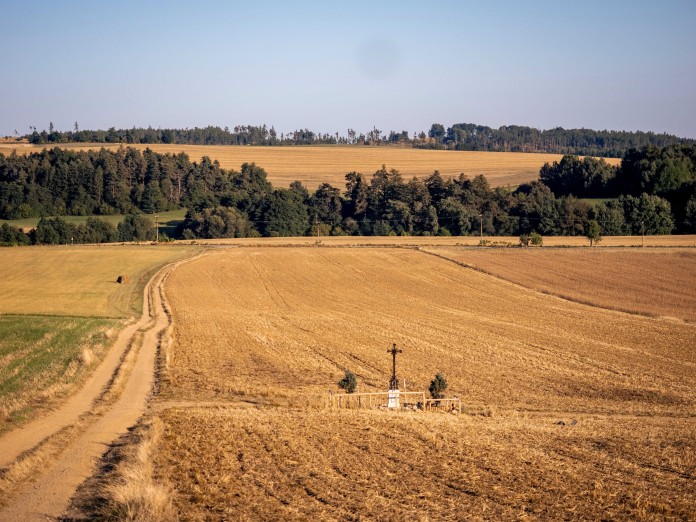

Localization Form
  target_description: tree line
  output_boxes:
[17,122,694,157]
[1,143,694,246]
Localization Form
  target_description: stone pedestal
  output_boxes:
[387,389,400,409]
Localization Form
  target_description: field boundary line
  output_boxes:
[417,247,696,325]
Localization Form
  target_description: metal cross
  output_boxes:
[387,343,402,390]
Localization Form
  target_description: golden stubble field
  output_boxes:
[426,247,696,322]
[0,143,621,190]
[0,245,193,317]
[155,247,696,520]
[0,245,195,432]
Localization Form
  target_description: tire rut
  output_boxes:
[0,254,200,521]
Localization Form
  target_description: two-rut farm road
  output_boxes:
[0,257,188,521]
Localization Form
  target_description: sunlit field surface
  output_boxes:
[0,245,194,434]
[0,245,193,317]
[153,247,695,520]
[0,143,621,190]
[426,247,696,322]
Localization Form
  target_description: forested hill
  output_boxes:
[17,123,694,158]
[1,143,695,248]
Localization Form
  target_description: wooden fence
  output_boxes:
[329,391,461,413]
[424,398,462,413]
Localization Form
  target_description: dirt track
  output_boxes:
[0,257,186,520]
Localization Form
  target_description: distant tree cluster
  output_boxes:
[2,143,695,246]
[0,214,156,246]
[538,144,696,233]
[17,122,694,157]
[25,124,343,147]
[420,123,694,157]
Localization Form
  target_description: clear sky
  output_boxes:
[1,0,695,138]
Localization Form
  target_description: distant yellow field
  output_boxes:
[0,245,194,317]
[0,143,621,190]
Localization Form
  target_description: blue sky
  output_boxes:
[1,1,695,137]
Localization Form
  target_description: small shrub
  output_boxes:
[519,234,530,247]
[338,369,357,393]
[530,231,543,246]
[429,373,448,399]
[586,220,603,246]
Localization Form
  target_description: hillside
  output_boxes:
[138,247,696,520]
[0,142,618,190]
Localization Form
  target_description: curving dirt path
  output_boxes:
[0,255,192,521]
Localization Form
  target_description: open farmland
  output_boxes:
[0,245,192,317]
[0,143,621,190]
[0,315,116,432]
[147,247,696,520]
[188,234,696,248]
[426,247,696,322]
[0,245,194,434]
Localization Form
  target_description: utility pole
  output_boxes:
[641,220,644,248]
[479,213,483,243]
[155,214,159,243]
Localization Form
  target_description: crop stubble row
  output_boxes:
[426,247,696,322]
[155,247,696,519]
[164,248,694,414]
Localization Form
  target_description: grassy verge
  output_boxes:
[0,315,118,434]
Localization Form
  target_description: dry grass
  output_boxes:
[0,245,194,317]
[104,417,177,521]
[62,417,178,522]
[157,407,694,521]
[153,247,696,519]
[0,143,621,190]
[183,234,696,248]
[426,247,696,322]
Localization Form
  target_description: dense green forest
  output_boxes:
[16,122,694,157]
[1,143,695,246]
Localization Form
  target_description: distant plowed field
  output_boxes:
[0,143,620,189]
[157,248,696,519]
[426,247,696,322]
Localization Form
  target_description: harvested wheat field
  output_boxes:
[146,247,696,520]
[0,143,621,190]
[0,244,193,317]
[0,244,194,434]
[190,234,696,248]
[426,247,696,322]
